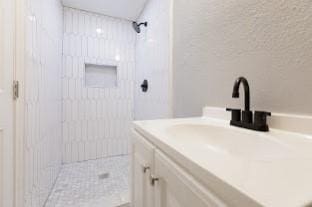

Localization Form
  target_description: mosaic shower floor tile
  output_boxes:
[44,155,130,207]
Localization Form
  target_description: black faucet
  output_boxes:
[227,77,271,132]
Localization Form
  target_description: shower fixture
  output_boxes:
[132,21,148,33]
[141,79,148,92]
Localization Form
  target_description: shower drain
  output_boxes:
[98,172,110,180]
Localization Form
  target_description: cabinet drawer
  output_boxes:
[154,150,227,207]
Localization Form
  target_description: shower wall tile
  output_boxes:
[135,0,172,120]
[62,8,136,163]
[24,0,63,206]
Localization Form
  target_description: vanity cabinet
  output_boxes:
[132,131,227,207]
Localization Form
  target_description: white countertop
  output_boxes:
[133,117,312,207]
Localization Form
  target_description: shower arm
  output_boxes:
[138,22,147,27]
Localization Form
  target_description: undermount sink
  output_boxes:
[166,123,292,159]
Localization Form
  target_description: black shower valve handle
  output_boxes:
[141,79,148,92]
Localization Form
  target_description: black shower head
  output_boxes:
[132,21,148,33]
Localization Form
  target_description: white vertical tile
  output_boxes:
[134,0,171,120]
[71,142,78,162]
[24,0,63,206]
[62,8,135,164]
[78,142,85,161]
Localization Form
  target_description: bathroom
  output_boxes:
[0,0,312,207]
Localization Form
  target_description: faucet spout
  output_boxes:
[232,77,250,111]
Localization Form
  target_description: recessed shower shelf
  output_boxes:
[85,63,118,88]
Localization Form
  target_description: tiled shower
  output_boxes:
[23,0,171,206]
[62,7,135,163]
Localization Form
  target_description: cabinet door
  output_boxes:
[132,131,155,207]
[154,150,227,207]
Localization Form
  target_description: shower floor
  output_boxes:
[44,155,130,207]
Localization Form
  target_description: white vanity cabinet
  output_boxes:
[132,131,227,207]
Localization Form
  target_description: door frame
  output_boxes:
[13,0,26,206]
[0,0,16,205]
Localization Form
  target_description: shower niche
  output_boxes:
[85,63,118,88]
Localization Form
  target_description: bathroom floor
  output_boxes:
[44,155,130,207]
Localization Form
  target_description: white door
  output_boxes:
[0,0,15,206]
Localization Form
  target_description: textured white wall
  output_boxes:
[135,0,172,120]
[173,0,312,117]
[62,8,136,163]
[24,0,63,206]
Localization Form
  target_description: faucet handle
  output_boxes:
[226,108,241,122]
[254,111,271,128]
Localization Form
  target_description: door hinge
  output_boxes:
[13,80,19,100]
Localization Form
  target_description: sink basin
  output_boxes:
[166,124,292,159]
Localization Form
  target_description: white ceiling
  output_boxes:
[62,0,148,21]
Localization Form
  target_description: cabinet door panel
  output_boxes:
[132,131,155,207]
[133,153,154,207]
[154,150,227,207]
